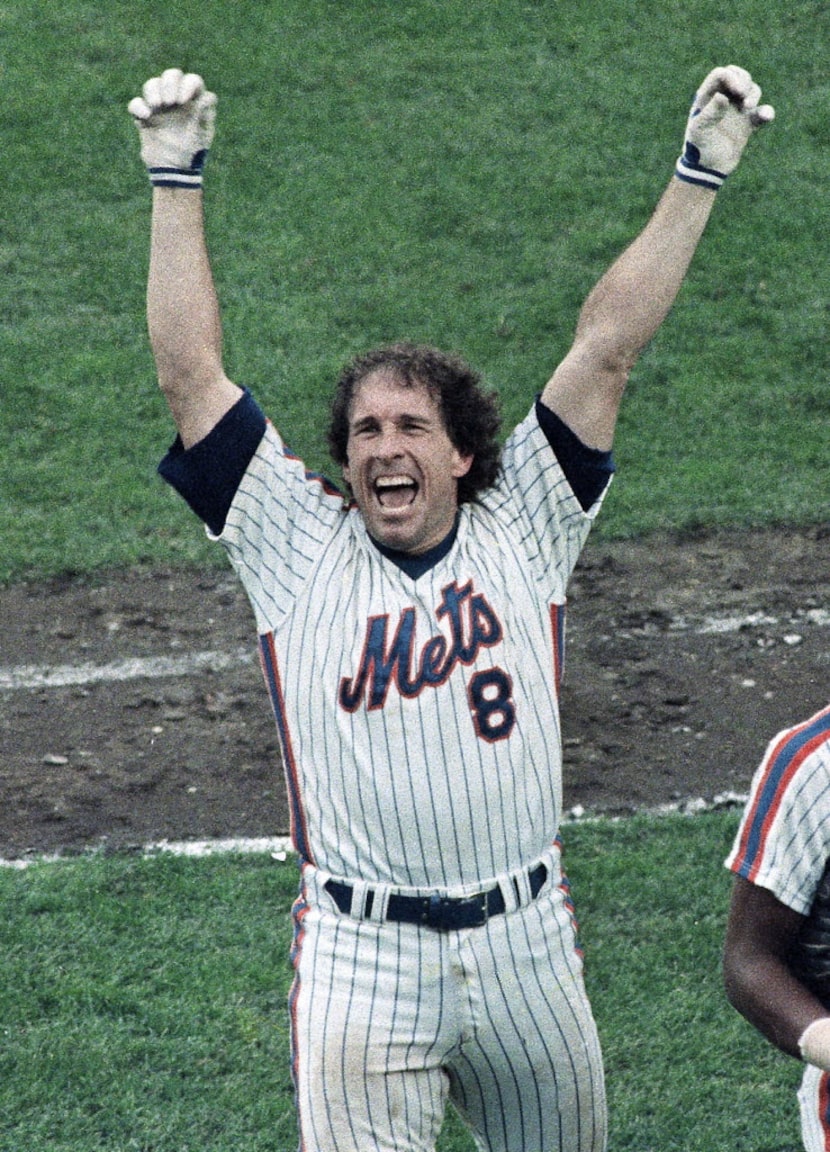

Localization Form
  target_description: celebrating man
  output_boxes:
[130,63,772,1152]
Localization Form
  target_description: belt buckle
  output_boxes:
[426,891,488,931]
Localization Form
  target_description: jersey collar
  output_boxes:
[368,513,460,580]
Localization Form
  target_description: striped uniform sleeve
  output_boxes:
[217,422,348,635]
[482,400,613,601]
[725,705,830,914]
[158,390,348,635]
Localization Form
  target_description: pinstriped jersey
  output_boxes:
[726,704,830,914]
[216,403,606,889]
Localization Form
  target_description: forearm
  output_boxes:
[147,188,241,446]
[724,950,827,1060]
[542,65,773,450]
[575,178,716,369]
[541,178,715,447]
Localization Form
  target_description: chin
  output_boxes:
[378,530,416,552]
[372,520,421,553]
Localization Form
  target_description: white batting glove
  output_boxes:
[799,1018,830,1071]
[675,65,774,191]
[128,68,217,189]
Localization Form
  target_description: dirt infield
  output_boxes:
[1,524,827,861]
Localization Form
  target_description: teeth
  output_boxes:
[374,474,417,509]
[376,476,414,489]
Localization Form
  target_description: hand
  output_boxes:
[676,65,774,190]
[799,1018,830,1071]
[128,68,217,188]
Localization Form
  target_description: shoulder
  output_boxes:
[726,706,830,906]
[758,707,830,799]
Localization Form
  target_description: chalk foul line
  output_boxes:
[0,647,255,691]
[0,836,294,870]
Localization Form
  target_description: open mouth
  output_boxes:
[375,475,418,509]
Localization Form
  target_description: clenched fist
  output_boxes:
[129,68,217,188]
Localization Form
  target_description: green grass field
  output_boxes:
[2,2,827,1148]
[2,0,828,582]
[0,813,807,1152]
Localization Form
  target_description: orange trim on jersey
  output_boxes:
[288,875,312,1148]
[818,1070,830,1150]
[549,602,566,694]
[258,633,314,865]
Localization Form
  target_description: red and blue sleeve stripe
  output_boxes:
[731,704,830,882]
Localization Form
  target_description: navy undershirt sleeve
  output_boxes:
[157,389,612,540]
[157,390,267,535]
[534,396,615,511]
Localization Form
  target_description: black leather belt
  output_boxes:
[325,862,547,932]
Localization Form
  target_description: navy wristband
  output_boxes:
[675,141,726,191]
[148,148,209,189]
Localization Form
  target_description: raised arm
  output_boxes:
[130,70,242,448]
[542,65,774,450]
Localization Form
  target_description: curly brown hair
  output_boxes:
[327,343,503,504]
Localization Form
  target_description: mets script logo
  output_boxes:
[338,580,516,742]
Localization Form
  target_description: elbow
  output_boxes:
[602,339,647,396]
[722,954,746,1016]
[575,312,644,379]
[722,941,787,1034]
[153,347,226,405]
[722,940,760,1021]
[722,947,743,1013]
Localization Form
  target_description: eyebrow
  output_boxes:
[350,412,434,432]
[350,415,380,434]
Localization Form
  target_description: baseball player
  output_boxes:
[129,64,773,1152]
[724,703,830,1151]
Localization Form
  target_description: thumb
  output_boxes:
[749,103,775,127]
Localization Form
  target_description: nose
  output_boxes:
[375,424,406,459]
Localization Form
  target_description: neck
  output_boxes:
[370,516,460,579]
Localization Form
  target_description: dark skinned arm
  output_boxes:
[723,876,829,1060]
